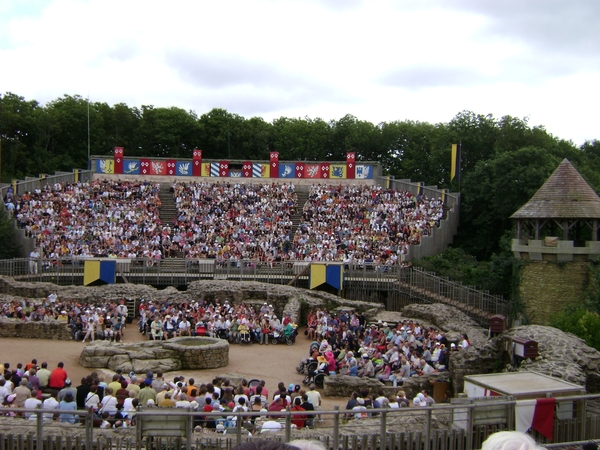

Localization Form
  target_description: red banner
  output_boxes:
[320,163,330,179]
[149,160,167,175]
[167,159,176,175]
[140,158,151,175]
[243,161,252,178]
[346,152,356,179]
[192,149,202,176]
[295,162,304,178]
[114,147,124,174]
[220,161,229,177]
[304,164,321,179]
[270,152,279,178]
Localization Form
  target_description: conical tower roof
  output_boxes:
[511,159,600,219]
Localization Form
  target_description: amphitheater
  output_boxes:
[1,158,599,449]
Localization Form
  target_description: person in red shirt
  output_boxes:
[48,362,68,390]
[267,397,287,419]
[290,397,307,428]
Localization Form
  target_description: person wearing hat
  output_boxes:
[358,354,375,378]
[352,397,368,419]
[58,378,77,402]
[13,379,31,407]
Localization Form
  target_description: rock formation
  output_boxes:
[79,337,229,374]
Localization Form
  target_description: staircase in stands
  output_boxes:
[158,183,187,271]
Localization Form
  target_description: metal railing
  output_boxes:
[2,394,600,450]
[0,257,510,326]
[397,267,511,322]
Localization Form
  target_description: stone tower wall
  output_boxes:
[519,260,588,325]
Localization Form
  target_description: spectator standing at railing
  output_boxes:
[29,248,40,274]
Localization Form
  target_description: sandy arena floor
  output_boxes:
[2,324,342,409]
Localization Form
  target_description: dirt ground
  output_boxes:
[2,324,342,409]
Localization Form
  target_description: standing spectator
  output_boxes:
[29,248,40,274]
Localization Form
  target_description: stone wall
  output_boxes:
[518,260,588,325]
[79,337,228,374]
[0,318,72,340]
[0,277,384,325]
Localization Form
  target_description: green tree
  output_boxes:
[0,210,21,258]
[272,116,331,161]
[138,106,200,158]
[0,92,40,180]
[456,147,562,259]
[550,306,600,351]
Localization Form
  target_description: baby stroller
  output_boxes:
[302,359,327,388]
[195,322,207,337]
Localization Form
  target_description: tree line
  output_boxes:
[1,92,600,291]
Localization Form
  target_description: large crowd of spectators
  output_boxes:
[294,184,443,265]
[301,307,469,407]
[0,357,318,432]
[8,180,163,259]
[6,180,444,267]
[171,182,297,264]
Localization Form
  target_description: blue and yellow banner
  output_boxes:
[330,165,346,179]
[96,159,114,174]
[84,260,116,286]
[310,264,344,290]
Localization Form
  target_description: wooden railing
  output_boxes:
[1,395,599,450]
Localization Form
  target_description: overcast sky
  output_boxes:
[1,0,598,145]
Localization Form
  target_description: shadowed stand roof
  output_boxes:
[511,158,600,220]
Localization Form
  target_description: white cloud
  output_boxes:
[0,0,598,145]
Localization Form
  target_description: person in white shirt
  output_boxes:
[178,318,191,337]
[29,249,40,274]
[175,393,191,408]
[85,385,101,412]
[83,319,96,343]
[42,391,59,422]
[24,390,42,420]
[0,380,9,404]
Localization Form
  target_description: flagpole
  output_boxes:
[87,95,91,170]
[458,140,462,193]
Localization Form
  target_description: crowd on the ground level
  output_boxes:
[8,180,444,266]
[0,289,301,346]
[299,307,470,408]
[0,357,322,433]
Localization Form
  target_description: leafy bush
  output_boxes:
[550,306,600,351]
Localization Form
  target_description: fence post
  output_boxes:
[466,404,474,450]
[285,406,292,443]
[36,404,43,445]
[333,406,340,450]
[86,407,94,450]
[580,397,587,440]
[187,409,193,450]
[236,410,243,444]
[424,408,431,450]
[380,409,387,449]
